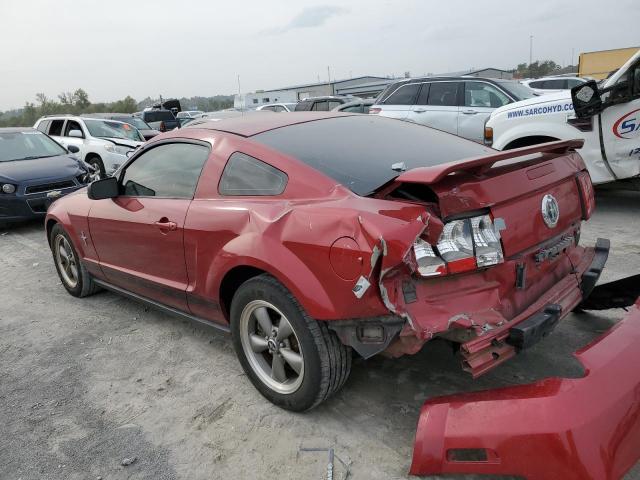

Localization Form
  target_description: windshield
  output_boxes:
[144,110,176,123]
[114,117,151,131]
[253,116,491,196]
[496,80,537,100]
[84,119,143,141]
[0,130,67,162]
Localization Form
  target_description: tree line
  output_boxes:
[0,90,234,128]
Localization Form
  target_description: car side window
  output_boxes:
[464,82,510,108]
[566,79,584,88]
[120,143,209,198]
[415,83,431,105]
[64,120,84,138]
[312,101,329,111]
[327,101,342,110]
[295,101,312,111]
[342,105,363,113]
[528,80,543,89]
[219,152,287,196]
[542,79,566,89]
[382,83,421,105]
[49,120,64,136]
[427,82,459,106]
[36,120,50,133]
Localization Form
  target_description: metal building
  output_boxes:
[235,76,394,109]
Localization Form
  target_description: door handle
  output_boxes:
[414,109,427,113]
[153,218,177,231]
[462,109,478,115]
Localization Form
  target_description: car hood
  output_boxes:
[102,137,145,148]
[494,91,571,114]
[0,154,86,183]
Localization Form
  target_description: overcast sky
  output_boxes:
[1,0,638,110]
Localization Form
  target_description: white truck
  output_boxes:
[485,51,640,184]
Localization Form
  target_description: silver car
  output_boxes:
[371,77,536,142]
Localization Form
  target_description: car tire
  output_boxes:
[85,155,105,179]
[50,224,100,298]
[230,274,351,411]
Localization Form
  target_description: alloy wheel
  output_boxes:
[54,235,79,288]
[239,300,304,394]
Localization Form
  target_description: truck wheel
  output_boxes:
[50,224,100,298]
[230,274,351,411]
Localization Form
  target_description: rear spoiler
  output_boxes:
[395,139,585,185]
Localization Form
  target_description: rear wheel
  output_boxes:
[230,274,351,411]
[50,224,99,297]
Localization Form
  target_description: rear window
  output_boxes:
[144,110,176,122]
[252,116,491,196]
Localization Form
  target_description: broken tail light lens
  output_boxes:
[413,215,504,277]
[471,214,504,268]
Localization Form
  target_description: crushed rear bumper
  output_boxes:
[410,296,640,479]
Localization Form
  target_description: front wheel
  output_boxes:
[50,224,99,297]
[230,274,351,411]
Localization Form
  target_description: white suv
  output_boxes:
[34,115,145,176]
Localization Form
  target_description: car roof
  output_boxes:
[0,127,38,133]
[187,112,358,137]
[298,96,354,101]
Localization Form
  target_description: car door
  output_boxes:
[88,141,210,311]
[59,119,87,154]
[407,81,460,135]
[601,60,640,180]
[377,82,421,121]
[458,81,511,142]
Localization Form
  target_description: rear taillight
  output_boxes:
[576,171,595,220]
[369,107,381,115]
[414,214,504,277]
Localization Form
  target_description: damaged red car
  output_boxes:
[46,112,606,412]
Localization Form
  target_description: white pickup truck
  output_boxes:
[485,50,640,184]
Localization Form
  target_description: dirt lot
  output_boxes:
[1,187,639,480]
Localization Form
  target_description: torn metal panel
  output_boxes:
[410,299,640,480]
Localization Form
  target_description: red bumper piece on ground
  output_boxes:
[410,300,640,480]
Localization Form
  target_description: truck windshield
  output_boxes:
[0,131,67,162]
[496,80,537,100]
[84,120,143,141]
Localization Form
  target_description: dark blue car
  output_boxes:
[0,128,94,225]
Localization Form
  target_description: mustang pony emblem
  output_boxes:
[541,194,560,228]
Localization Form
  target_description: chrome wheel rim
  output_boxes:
[239,300,304,394]
[54,235,78,288]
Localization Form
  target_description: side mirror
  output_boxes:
[571,80,603,118]
[68,129,84,138]
[67,145,80,153]
[87,177,118,200]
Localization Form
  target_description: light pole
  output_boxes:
[529,35,533,66]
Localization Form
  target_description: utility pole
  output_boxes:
[327,66,333,94]
[571,48,575,66]
[529,35,533,66]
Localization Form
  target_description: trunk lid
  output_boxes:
[393,140,588,257]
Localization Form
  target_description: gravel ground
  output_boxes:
[1,186,639,480]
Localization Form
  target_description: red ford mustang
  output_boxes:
[46,112,607,411]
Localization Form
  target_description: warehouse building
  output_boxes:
[235,76,394,109]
